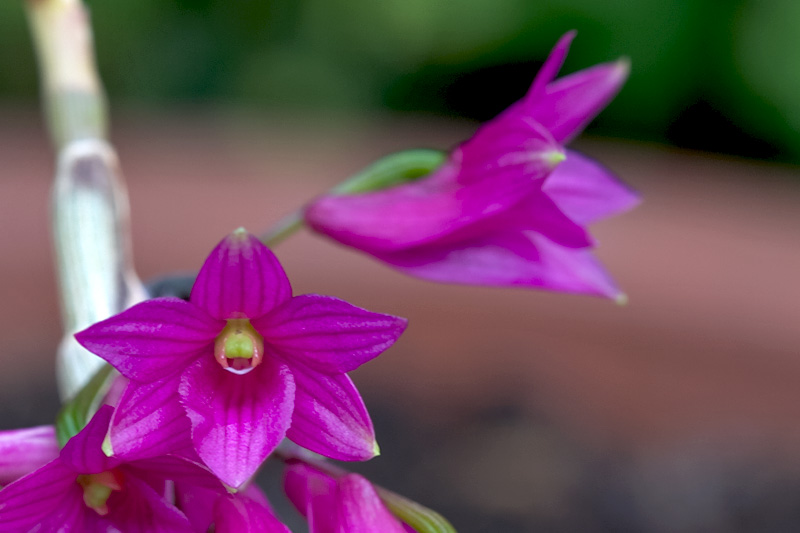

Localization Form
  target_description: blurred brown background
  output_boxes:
[2,1,800,531]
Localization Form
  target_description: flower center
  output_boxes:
[76,469,124,516]
[214,318,265,375]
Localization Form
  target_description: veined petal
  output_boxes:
[544,150,640,225]
[306,116,561,254]
[175,484,220,532]
[0,425,59,485]
[109,376,193,461]
[75,297,221,382]
[287,365,377,461]
[214,490,292,533]
[456,111,563,187]
[253,294,407,374]
[284,464,407,533]
[337,474,408,533]
[525,58,629,143]
[191,229,292,320]
[283,462,339,533]
[0,459,86,532]
[126,455,222,491]
[180,356,295,488]
[61,405,119,474]
[105,474,193,533]
[374,232,623,299]
[482,190,593,249]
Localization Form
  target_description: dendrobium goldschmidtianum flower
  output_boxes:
[305,31,639,299]
[177,481,291,532]
[76,229,407,488]
[0,425,60,487]
[0,406,222,532]
[284,462,413,533]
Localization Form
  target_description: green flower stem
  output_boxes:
[260,149,446,247]
[262,211,304,248]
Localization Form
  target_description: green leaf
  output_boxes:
[55,364,116,447]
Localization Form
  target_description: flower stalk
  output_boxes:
[26,0,145,400]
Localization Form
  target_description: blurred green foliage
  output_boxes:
[1,0,799,161]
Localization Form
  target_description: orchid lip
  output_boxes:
[223,364,256,376]
[214,318,265,374]
[77,469,124,516]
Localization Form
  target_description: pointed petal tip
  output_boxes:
[559,29,577,45]
[545,150,567,170]
[613,57,631,82]
[372,440,381,458]
[614,292,629,306]
[229,227,251,243]
[101,434,114,457]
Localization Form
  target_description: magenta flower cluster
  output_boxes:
[0,32,637,531]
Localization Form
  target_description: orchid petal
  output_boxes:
[61,405,119,474]
[176,485,219,532]
[191,229,292,320]
[456,109,562,186]
[337,474,408,533]
[0,425,59,485]
[306,116,561,253]
[0,459,86,532]
[109,376,193,461]
[287,365,377,461]
[283,462,339,533]
[284,464,407,533]
[106,474,193,533]
[254,294,407,374]
[75,297,221,382]
[127,455,222,491]
[484,190,593,248]
[525,58,629,143]
[180,356,295,488]
[214,491,292,533]
[375,232,623,299]
[544,150,640,225]
[529,30,575,98]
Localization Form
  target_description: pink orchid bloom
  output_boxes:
[305,32,638,299]
[0,425,60,487]
[284,462,413,533]
[0,406,219,532]
[176,482,291,532]
[76,229,407,488]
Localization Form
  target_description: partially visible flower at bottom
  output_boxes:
[0,425,60,486]
[0,406,220,532]
[176,481,291,532]
[284,461,413,533]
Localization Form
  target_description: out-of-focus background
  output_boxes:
[1,1,800,531]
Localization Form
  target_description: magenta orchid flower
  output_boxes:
[305,31,639,299]
[0,406,219,532]
[176,481,291,532]
[76,229,407,488]
[0,425,60,487]
[284,462,413,533]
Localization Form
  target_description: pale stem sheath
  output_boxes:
[26,0,145,400]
